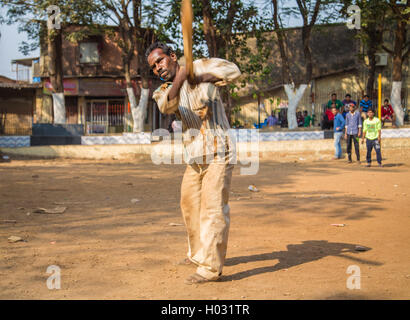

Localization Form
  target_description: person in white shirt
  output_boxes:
[146,42,241,285]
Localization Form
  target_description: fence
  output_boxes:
[85,100,126,134]
[0,107,32,136]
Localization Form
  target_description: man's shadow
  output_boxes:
[221,240,382,281]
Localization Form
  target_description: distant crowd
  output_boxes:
[264,93,397,130]
[320,93,396,130]
[264,92,398,167]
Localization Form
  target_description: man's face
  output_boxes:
[147,48,178,82]
[364,96,369,101]
[368,110,374,118]
[345,96,351,102]
[331,95,337,101]
[332,108,338,116]
[349,104,354,112]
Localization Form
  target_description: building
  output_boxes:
[232,23,410,127]
[0,73,41,135]
[34,24,168,134]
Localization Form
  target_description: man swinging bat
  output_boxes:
[145,7,241,283]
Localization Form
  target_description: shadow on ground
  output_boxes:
[222,240,382,282]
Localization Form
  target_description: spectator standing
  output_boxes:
[280,112,288,128]
[332,106,345,160]
[381,99,397,128]
[344,104,362,163]
[362,109,382,167]
[360,95,372,120]
[303,110,312,127]
[267,111,278,127]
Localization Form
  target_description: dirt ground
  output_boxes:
[1,148,410,300]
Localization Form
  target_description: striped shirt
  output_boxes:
[345,111,362,135]
[360,99,372,112]
[153,58,241,162]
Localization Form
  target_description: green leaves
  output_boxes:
[0,0,107,55]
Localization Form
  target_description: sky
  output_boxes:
[0,10,41,79]
[0,0,330,80]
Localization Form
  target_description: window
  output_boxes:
[79,42,99,64]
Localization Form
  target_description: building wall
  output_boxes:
[232,71,364,127]
[233,24,410,127]
[40,25,140,78]
[0,89,34,135]
[233,62,409,127]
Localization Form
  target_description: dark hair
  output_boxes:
[368,108,375,113]
[345,94,351,97]
[364,94,369,98]
[384,99,389,103]
[331,93,337,96]
[145,42,174,59]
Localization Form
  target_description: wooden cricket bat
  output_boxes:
[181,0,195,84]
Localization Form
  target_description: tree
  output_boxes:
[99,0,157,132]
[0,0,105,124]
[341,0,389,102]
[270,0,343,129]
[273,0,321,129]
[341,0,408,126]
[161,0,262,124]
[382,0,409,126]
[272,0,293,85]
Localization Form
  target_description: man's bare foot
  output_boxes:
[184,273,218,285]
[175,258,194,266]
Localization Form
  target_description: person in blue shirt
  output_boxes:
[332,106,345,160]
[360,95,372,121]
[267,111,278,127]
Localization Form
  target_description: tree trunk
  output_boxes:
[391,82,404,126]
[301,26,313,84]
[124,60,139,132]
[390,19,406,126]
[272,0,292,84]
[201,0,218,57]
[48,28,65,124]
[366,44,377,99]
[284,84,307,130]
[133,77,150,132]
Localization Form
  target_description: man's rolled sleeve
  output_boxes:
[194,58,241,87]
[152,84,179,114]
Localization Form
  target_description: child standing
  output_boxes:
[361,109,382,167]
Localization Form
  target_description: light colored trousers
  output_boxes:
[334,131,343,158]
[180,157,234,280]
